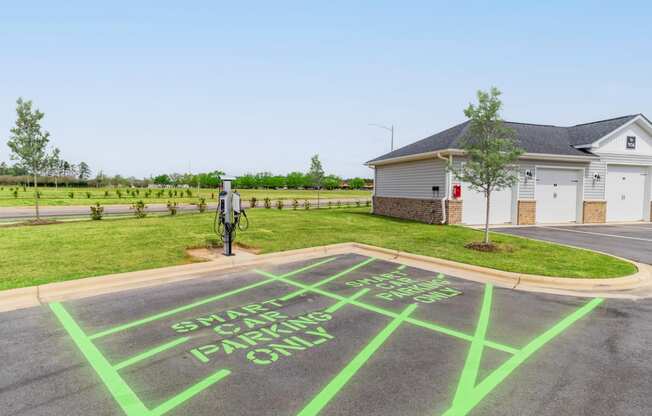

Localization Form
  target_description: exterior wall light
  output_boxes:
[593,173,601,182]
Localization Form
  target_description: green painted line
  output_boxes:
[441,297,604,416]
[113,337,191,371]
[90,257,337,340]
[149,369,231,416]
[50,302,150,416]
[451,284,493,406]
[325,289,370,313]
[255,270,517,355]
[297,304,417,416]
[281,257,376,301]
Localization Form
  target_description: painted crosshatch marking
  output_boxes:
[50,255,603,416]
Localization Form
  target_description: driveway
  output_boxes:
[1,254,651,415]
[494,224,652,264]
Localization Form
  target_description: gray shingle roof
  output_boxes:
[367,114,642,164]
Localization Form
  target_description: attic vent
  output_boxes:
[626,136,636,149]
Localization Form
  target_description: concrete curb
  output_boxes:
[1,242,650,313]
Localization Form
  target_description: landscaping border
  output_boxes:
[1,242,650,313]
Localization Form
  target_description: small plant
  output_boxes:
[145,190,152,198]
[198,197,207,213]
[250,197,258,208]
[157,190,164,198]
[90,203,104,220]
[186,189,192,197]
[365,200,371,207]
[22,186,26,192]
[304,200,311,210]
[131,200,147,218]
[173,190,178,197]
[135,189,140,196]
[12,189,18,198]
[355,200,361,207]
[86,192,92,199]
[264,197,272,209]
[36,190,42,199]
[292,199,299,210]
[116,189,123,198]
[167,201,178,216]
[276,200,284,210]
[327,201,332,209]
[211,193,215,199]
[68,191,74,199]
[104,190,110,197]
[168,190,173,198]
[336,200,342,208]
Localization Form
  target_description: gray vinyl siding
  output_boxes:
[375,159,447,199]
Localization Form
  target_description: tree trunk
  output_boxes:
[34,173,40,221]
[483,190,491,244]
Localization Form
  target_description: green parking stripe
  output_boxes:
[254,270,517,355]
[282,257,376,301]
[450,284,493,406]
[149,369,231,416]
[89,257,338,340]
[325,289,370,314]
[50,302,150,416]
[297,304,417,416]
[441,297,603,416]
[113,337,191,371]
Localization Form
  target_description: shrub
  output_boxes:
[22,186,26,192]
[90,203,104,220]
[116,189,123,198]
[250,197,258,208]
[264,197,272,209]
[198,197,207,213]
[167,201,178,216]
[304,200,311,210]
[327,201,332,209]
[145,190,152,198]
[86,192,92,199]
[131,200,147,218]
[36,190,42,199]
[186,189,192,197]
[366,200,371,207]
[276,200,284,210]
[104,190,110,197]
[135,189,140,196]
[168,190,174,198]
[173,190,178,197]
[12,189,18,198]
[292,199,299,210]
[68,191,74,199]
[157,190,164,198]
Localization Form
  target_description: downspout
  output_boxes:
[436,152,451,224]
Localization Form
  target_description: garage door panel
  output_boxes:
[461,183,512,225]
[606,165,647,222]
[535,169,579,223]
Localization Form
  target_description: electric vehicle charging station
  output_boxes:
[215,176,248,256]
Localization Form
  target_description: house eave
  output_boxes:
[366,150,596,166]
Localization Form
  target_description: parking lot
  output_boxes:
[1,253,651,416]
[494,223,652,264]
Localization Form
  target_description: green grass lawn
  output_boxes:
[0,187,371,207]
[0,207,636,291]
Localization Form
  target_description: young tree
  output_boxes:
[78,161,91,180]
[448,87,524,245]
[308,154,325,207]
[47,147,62,188]
[6,98,53,220]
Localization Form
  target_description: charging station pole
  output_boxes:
[222,178,234,256]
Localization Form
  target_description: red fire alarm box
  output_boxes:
[453,184,462,199]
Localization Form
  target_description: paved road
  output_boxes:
[494,224,652,264]
[0,198,369,220]
[1,254,650,415]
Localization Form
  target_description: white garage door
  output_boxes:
[606,165,647,222]
[461,182,512,225]
[536,168,580,223]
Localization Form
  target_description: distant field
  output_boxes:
[0,187,371,207]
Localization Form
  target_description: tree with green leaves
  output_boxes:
[78,161,91,181]
[47,147,62,188]
[308,154,325,207]
[348,177,365,189]
[448,87,524,245]
[6,98,54,220]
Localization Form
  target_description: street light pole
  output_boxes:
[369,123,395,151]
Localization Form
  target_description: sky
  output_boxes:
[1,1,651,179]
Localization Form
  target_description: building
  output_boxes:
[366,114,652,225]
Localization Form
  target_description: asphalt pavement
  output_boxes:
[0,253,650,415]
